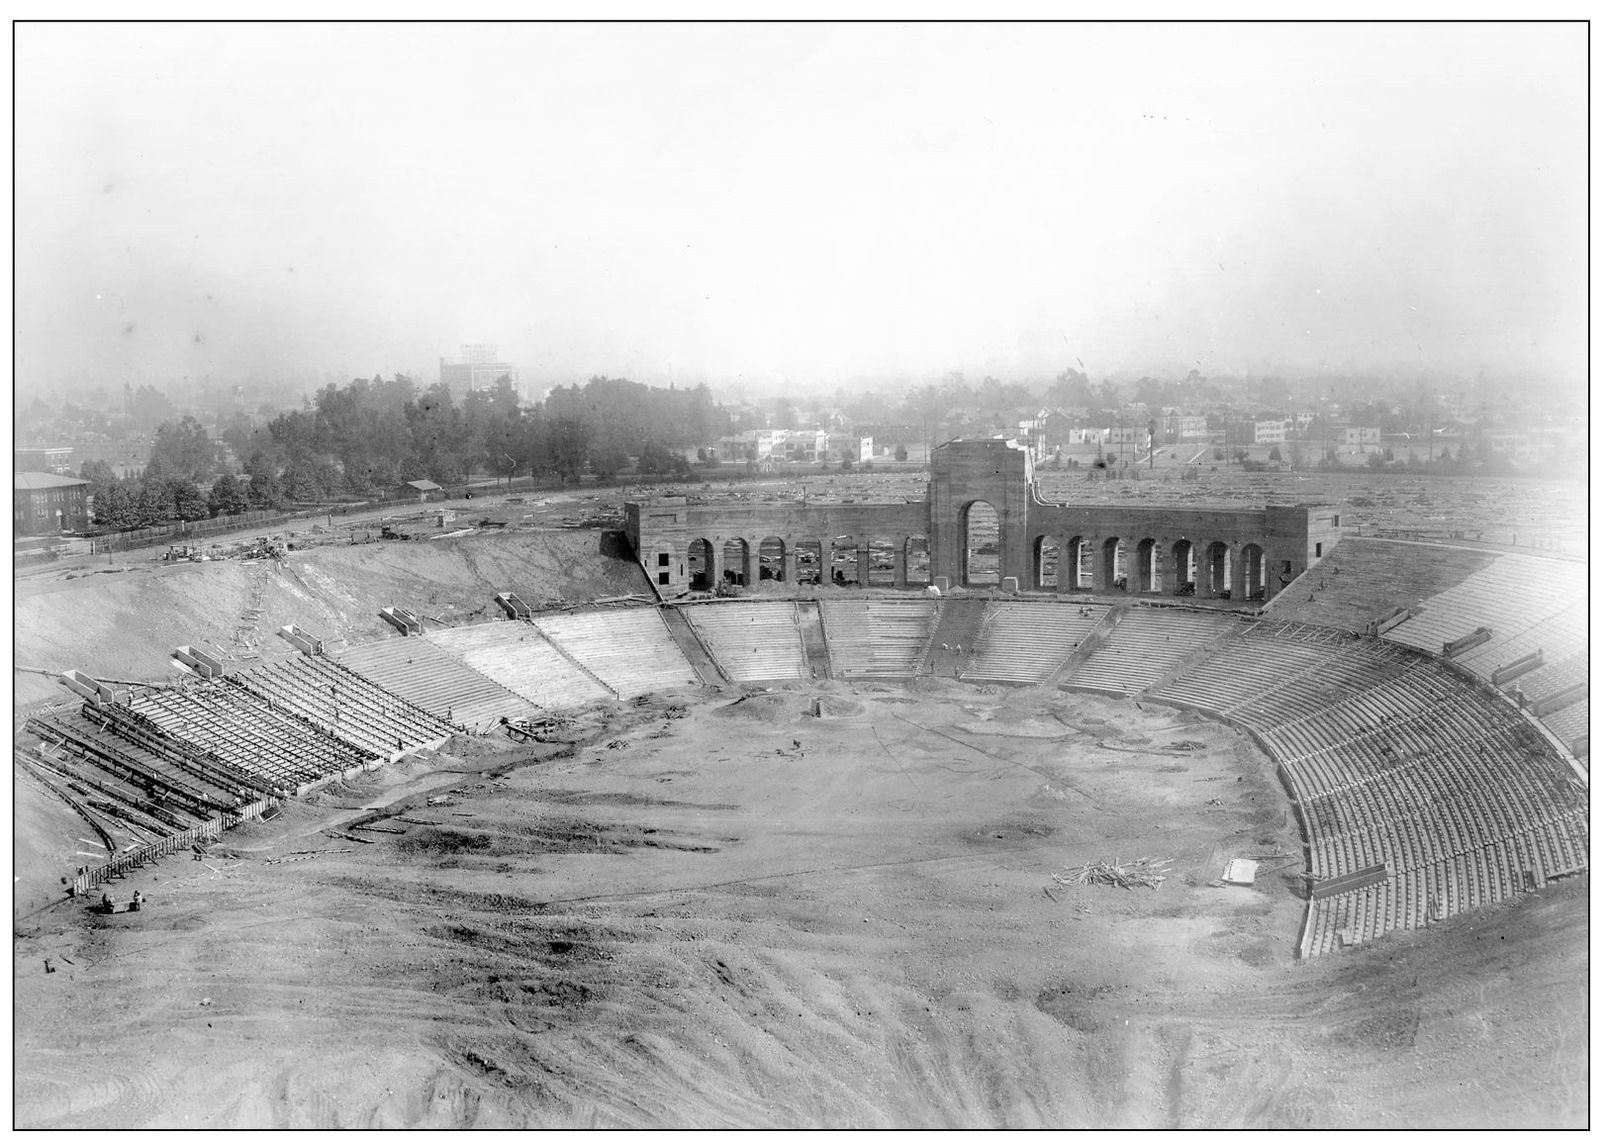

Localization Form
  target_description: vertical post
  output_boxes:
[782,545,799,585]
[856,540,871,588]
[744,540,760,588]
[893,540,908,588]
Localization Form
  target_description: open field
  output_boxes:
[14,683,1585,1127]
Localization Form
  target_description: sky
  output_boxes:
[13,21,1588,399]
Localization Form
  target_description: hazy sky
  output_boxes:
[14,21,1586,398]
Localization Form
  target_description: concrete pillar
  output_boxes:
[783,546,799,585]
[894,540,908,588]
[1230,544,1247,601]
[856,540,872,587]
[1092,536,1110,592]
[744,540,761,588]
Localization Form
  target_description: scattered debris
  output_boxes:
[1052,856,1173,891]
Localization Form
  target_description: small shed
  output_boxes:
[401,479,443,503]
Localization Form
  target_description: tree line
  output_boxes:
[78,374,724,529]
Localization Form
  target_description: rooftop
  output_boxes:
[14,472,89,490]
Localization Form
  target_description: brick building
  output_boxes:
[14,472,91,535]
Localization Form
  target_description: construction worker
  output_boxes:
[100,891,114,914]
[130,890,144,912]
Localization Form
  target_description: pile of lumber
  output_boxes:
[1052,856,1173,891]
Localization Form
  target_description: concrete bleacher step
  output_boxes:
[818,598,939,678]
[683,601,809,683]
[658,607,729,686]
[922,597,988,679]
[337,637,541,732]
[961,601,1104,685]
[533,608,700,699]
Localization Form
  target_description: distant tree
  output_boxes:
[543,417,592,482]
[79,459,119,491]
[171,479,210,522]
[126,384,179,433]
[207,473,250,517]
[893,444,908,462]
[1268,445,1283,463]
[244,452,281,509]
[92,481,136,528]
[279,461,321,502]
[637,441,692,479]
[148,416,217,483]
[133,481,173,527]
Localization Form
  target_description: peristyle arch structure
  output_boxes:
[627,439,1340,601]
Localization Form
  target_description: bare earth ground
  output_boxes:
[13,682,1586,1128]
[12,527,647,707]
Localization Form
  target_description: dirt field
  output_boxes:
[13,528,648,708]
[13,682,1586,1128]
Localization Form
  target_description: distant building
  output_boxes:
[780,430,830,462]
[400,478,443,503]
[14,472,90,535]
[1162,412,1208,441]
[1254,420,1289,445]
[827,434,875,463]
[14,447,74,475]
[1229,419,1289,447]
[439,344,519,400]
[1341,426,1382,452]
[716,430,789,463]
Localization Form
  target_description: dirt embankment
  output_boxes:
[12,530,648,710]
[12,685,1586,1128]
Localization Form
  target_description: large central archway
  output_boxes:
[962,501,1001,587]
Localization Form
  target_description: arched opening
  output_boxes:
[1134,538,1159,593]
[758,536,786,582]
[1171,539,1196,596]
[1242,543,1266,601]
[721,538,750,586]
[829,535,858,587]
[1205,541,1231,598]
[1068,536,1090,590]
[962,501,1001,587]
[687,538,715,591]
[1034,535,1059,590]
[796,540,823,586]
[1100,537,1127,591]
[867,536,896,587]
[904,535,930,586]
